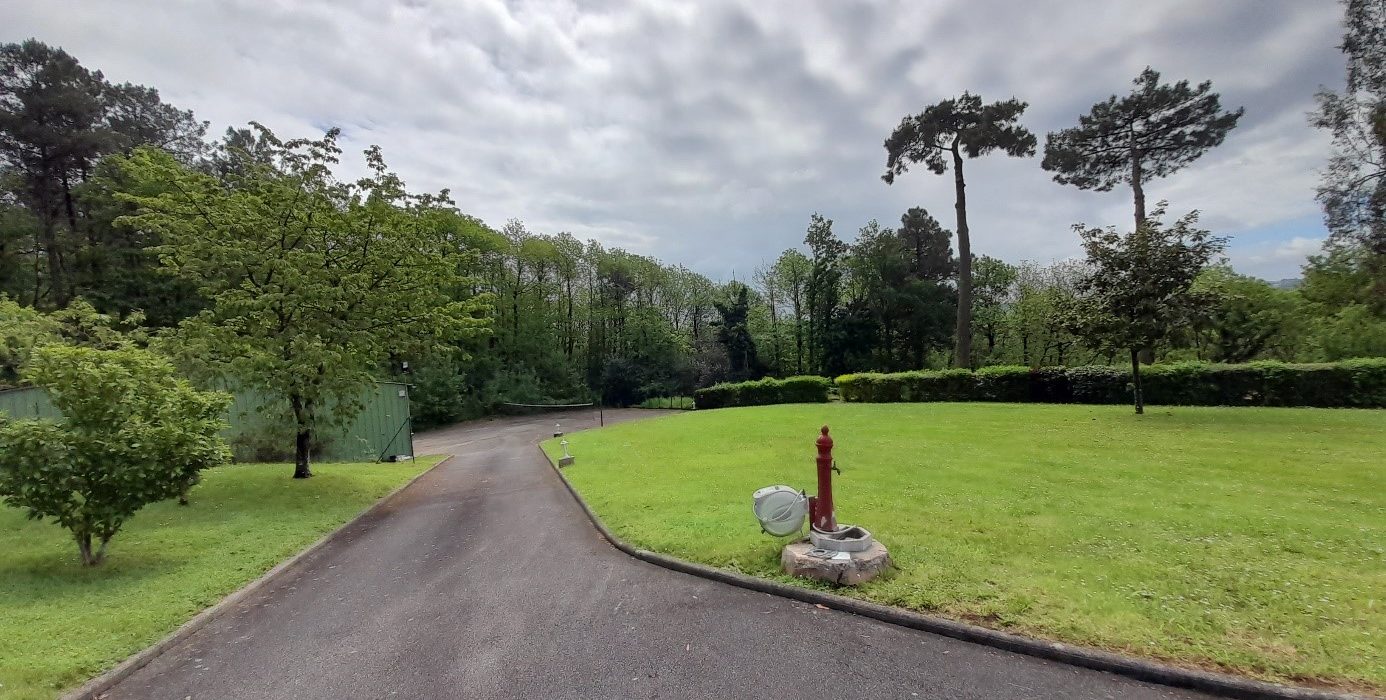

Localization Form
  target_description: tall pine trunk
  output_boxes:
[1130,141,1155,365]
[1130,136,1146,229]
[951,145,973,368]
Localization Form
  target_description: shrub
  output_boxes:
[833,358,1386,409]
[1028,366,1072,403]
[693,375,832,409]
[0,345,231,565]
[974,366,1031,402]
[1066,365,1129,404]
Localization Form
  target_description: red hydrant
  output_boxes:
[808,425,839,532]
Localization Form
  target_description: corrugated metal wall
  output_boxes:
[0,387,58,420]
[0,382,412,463]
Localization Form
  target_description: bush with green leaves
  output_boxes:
[0,345,231,565]
[693,375,832,409]
[836,358,1386,408]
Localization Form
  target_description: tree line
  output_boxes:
[2,0,1385,451]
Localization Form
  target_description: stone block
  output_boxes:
[781,540,891,586]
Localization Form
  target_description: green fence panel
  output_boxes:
[0,387,59,420]
[0,382,412,464]
[322,382,413,462]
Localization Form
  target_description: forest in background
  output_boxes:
[3,0,1385,433]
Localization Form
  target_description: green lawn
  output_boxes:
[543,404,1385,692]
[0,457,442,700]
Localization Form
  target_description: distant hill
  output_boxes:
[1271,278,1302,290]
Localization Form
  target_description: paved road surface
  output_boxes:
[105,409,1211,699]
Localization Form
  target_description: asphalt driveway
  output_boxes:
[102,409,1211,699]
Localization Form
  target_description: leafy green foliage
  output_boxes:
[0,39,205,308]
[764,248,812,375]
[835,358,1386,408]
[114,127,489,477]
[1185,266,1306,362]
[713,282,762,381]
[692,375,832,409]
[1067,207,1227,412]
[970,255,1016,362]
[0,295,143,387]
[804,213,847,375]
[0,345,231,565]
[1313,0,1386,301]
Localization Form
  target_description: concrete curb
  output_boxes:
[62,455,454,700]
[538,445,1378,700]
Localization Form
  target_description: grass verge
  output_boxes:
[0,456,442,700]
[543,403,1385,692]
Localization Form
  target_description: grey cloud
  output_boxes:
[4,0,1345,280]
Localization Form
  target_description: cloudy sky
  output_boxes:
[9,0,1346,281]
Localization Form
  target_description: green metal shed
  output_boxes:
[0,382,413,463]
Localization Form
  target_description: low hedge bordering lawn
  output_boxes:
[836,358,1386,408]
[693,375,832,409]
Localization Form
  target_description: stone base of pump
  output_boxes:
[781,539,891,586]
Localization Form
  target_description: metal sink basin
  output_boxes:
[808,525,874,552]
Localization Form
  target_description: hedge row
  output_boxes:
[693,375,833,409]
[835,358,1386,408]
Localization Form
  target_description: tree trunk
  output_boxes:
[952,145,974,368]
[77,532,94,566]
[565,278,574,358]
[290,394,314,478]
[766,285,781,376]
[1130,137,1146,230]
[76,531,109,566]
[792,290,804,374]
[1130,347,1145,415]
[294,428,313,478]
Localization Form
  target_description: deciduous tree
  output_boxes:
[115,126,489,478]
[1068,206,1226,413]
[1312,0,1386,311]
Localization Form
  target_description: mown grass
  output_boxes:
[0,456,442,700]
[543,403,1385,692]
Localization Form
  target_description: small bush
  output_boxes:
[693,375,832,409]
[834,358,1386,409]
[0,345,231,565]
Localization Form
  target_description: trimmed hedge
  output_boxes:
[836,358,1386,408]
[693,375,833,410]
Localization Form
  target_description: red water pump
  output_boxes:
[807,425,840,532]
